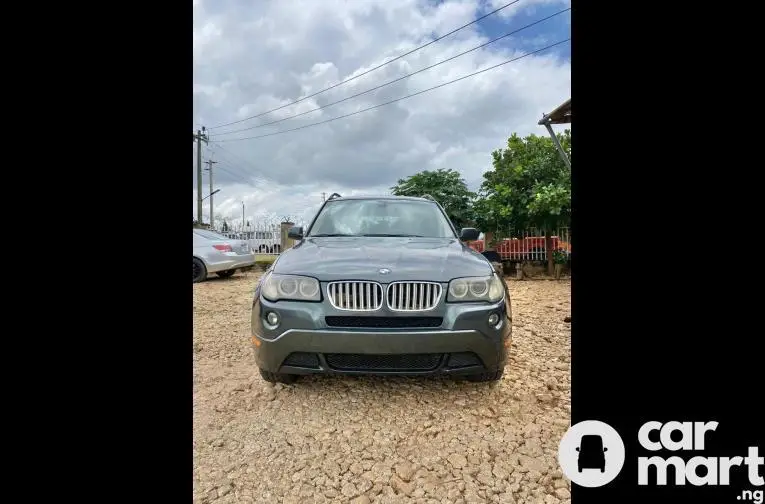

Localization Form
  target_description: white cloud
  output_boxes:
[193,0,570,224]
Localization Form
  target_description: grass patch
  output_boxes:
[254,254,277,270]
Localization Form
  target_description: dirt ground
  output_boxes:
[193,271,572,504]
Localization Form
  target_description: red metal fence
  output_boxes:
[467,227,570,262]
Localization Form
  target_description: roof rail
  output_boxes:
[420,194,437,202]
[328,192,342,200]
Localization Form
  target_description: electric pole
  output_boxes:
[194,127,208,224]
[242,202,246,233]
[205,159,217,228]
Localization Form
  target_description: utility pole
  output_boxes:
[204,159,217,228]
[242,202,245,233]
[194,127,208,224]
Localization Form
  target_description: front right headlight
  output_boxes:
[261,273,321,302]
[447,273,504,303]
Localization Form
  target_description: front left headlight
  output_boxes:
[261,273,321,302]
[447,273,504,303]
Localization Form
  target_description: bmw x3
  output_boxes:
[250,195,512,384]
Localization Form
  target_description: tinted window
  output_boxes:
[308,199,456,238]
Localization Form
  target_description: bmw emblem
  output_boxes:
[378,268,391,275]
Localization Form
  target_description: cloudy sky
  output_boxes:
[193,0,570,229]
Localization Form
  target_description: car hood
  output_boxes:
[272,236,493,282]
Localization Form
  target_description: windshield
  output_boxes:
[580,435,603,450]
[307,199,456,238]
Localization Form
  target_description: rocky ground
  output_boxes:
[193,271,572,504]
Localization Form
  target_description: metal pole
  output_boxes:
[205,159,217,228]
[195,128,208,224]
[543,122,571,169]
[196,130,203,224]
[242,202,245,232]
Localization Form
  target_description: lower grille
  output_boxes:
[446,352,483,368]
[282,352,320,368]
[325,316,442,328]
[325,353,443,371]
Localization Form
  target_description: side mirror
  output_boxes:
[288,226,304,240]
[459,227,480,241]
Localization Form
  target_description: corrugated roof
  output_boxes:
[538,98,571,125]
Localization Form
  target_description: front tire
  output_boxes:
[216,270,236,278]
[193,257,207,283]
[465,368,504,383]
[259,368,298,384]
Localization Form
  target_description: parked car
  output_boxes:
[193,229,255,283]
[250,195,512,383]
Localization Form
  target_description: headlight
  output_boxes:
[261,273,321,302]
[447,274,504,303]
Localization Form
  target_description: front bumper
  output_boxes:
[251,294,512,376]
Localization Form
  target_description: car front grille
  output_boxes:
[327,281,384,311]
[386,282,442,311]
[325,316,443,328]
[325,353,444,371]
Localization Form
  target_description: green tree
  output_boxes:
[391,168,476,229]
[474,130,571,273]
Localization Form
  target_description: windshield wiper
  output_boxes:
[309,233,358,237]
[360,233,425,237]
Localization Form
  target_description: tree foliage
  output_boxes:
[391,168,476,229]
[474,130,571,234]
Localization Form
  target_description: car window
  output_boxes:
[194,230,228,240]
[307,199,456,238]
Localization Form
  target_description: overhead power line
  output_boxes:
[208,142,275,186]
[214,38,570,143]
[212,7,569,137]
[206,0,523,130]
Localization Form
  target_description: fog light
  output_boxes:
[488,313,500,326]
[266,311,279,326]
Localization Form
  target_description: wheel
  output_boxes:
[216,270,236,278]
[193,257,207,283]
[258,368,298,384]
[465,368,504,383]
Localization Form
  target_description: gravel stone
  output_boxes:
[395,462,416,481]
[554,488,571,499]
[193,273,571,503]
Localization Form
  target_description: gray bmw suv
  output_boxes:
[250,195,512,384]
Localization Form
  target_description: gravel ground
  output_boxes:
[193,271,572,504]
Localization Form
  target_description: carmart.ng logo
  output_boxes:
[559,420,764,500]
